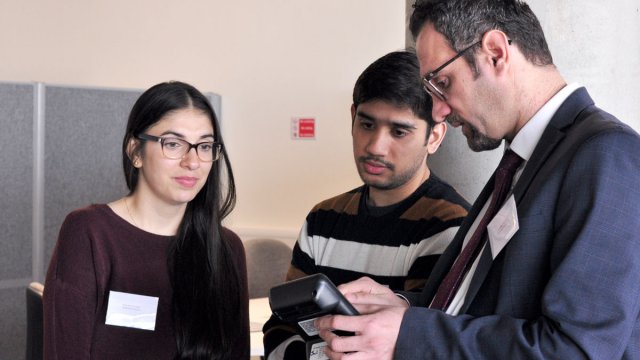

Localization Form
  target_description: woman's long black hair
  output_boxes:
[121,81,242,359]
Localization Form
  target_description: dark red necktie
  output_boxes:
[430,149,523,311]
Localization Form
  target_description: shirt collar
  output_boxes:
[509,83,581,161]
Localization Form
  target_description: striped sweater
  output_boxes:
[290,174,469,290]
[263,175,469,359]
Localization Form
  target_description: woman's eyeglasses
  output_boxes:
[137,133,222,162]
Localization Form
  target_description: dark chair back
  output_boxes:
[26,282,44,360]
[245,238,292,298]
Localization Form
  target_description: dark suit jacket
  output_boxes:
[395,88,640,359]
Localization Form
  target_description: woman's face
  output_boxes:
[133,107,215,207]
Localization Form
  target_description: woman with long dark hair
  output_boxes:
[43,81,249,359]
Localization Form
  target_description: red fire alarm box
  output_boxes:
[292,117,316,140]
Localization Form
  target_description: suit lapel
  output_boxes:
[460,87,595,313]
[513,88,594,202]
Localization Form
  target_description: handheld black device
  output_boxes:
[269,273,358,359]
[269,273,358,323]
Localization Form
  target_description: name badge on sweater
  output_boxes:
[487,195,519,259]
[105,291,159,331]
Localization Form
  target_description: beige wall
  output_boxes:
[0,0,406,245]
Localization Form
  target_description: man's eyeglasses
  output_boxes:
[423,39,513,102]
[137,133,222,162]
[422,40,482,102]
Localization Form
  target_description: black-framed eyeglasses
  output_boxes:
[137,133,222,162]
[422,39,512,102]
[422,40,482,102]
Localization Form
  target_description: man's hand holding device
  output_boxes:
[315,277,409,360]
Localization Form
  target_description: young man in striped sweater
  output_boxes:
[263,50,470,359]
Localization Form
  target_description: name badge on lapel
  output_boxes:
[487,195,519,259]
[105,291,159,331]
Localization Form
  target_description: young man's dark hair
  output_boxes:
[353,50,435,129]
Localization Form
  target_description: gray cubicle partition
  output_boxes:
[0,83,35,358]
[0,81,221,359]
[42,86,141,275]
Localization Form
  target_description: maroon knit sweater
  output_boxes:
[43,204,249,359]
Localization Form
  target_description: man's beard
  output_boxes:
[448,115,502,152]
